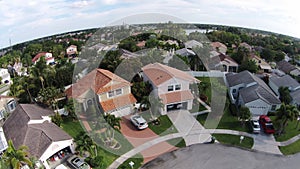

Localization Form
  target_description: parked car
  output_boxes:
[259,115,275,134]
[55,164,68,169]
[130,115,148,130]
[250,120,261,134]
[67,155,90,169]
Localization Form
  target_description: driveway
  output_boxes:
[120,115,177,163]
[167,110,211,145]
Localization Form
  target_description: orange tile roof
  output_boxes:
[65,69,131,99]
[142,63,200,86]
[100,94,137,112]
[159,90,194,104]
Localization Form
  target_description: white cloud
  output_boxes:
[1,0,300,48]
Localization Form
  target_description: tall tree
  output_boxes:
[239,106,251,127]
[75,132,96,156]
[104,114,121,145]
[275,104,299,135]
[278,86,292,104]
[3,140,32,169]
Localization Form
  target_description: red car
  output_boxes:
[259,115,275,134]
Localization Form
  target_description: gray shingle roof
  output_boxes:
[226,71,281,104]
[175,48,195,56]
[269,74,300,90]
[277,60,296,73]
[226,70,256,87]
[3,104,72,158]
[291,90,300,104]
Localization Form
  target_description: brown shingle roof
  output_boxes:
[66,69,131,98]
[142,63,200,86]
[159,90,194,104]
[3,104,72,159]
[100,94,137,112]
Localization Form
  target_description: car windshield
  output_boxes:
[139,122,145,126]
[266,123,274,129]
[79,163,89,169]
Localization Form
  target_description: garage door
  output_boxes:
[111,106,131,117]
[167,102,188,112]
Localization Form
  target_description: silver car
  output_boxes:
[130,115,148,130]
[250,120,261,134]
[67,155,90,169]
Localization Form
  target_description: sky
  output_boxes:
[0,0,300,48]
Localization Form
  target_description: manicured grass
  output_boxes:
[61,117,119,169]
[118,154,143,169]
[61,116,85,138]
[270,116,300,142]
[217,104,250,132]
[148,115,178,136]
[279,140,300,155]
[167,137,186,148]
[196,99,251,133]
[196,113,208,126]
[212,134,254,149]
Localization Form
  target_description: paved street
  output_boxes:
[141,143,299,169]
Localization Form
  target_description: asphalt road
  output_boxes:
[141,143,300,169]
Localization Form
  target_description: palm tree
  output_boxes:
[278,86,292,104]
[104,114,121,145]
[239,106,251,127]
[75,132,95,157]
[64,99,77,120]
[3,140,32,169]
[275,104,299,135]
[141,95,164,121]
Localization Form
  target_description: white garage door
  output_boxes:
[111,106,131,117]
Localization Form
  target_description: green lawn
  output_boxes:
[167,137,186,148]
[212,134,254,149]
[279,140,300,155]
[148,115,178,136]
[196,99,250,133]
[61,116,85,138]
[60,117,119,169]
[270,116,300,142]
[117,154,143,169]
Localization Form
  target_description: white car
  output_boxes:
[250,120,261,134]
[55,164,68,169]
[130,115,148,130]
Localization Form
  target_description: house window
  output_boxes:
[271,105,277,111]
[116,89,122,95]
[7,100,16,112]
[108,91,114,98]
[0,110,4,119]
[168,85,174,91]
[175,84,181,91]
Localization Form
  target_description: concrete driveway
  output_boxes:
[167,110,211,145]
[120,115,177,163]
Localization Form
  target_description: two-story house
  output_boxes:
[250,54,272,73]
[3,104,74,169]
[141,63,200,115]
[210,52,238,72]
[226,71,281,116]
[269,74,300,96]
[32,52,55,65]
[65,68,137,117]
[0,96,17,122]
[66,45,78,57]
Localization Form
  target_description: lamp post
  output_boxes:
[129,161,135,169]
[240,136,244,144]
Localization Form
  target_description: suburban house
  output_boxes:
[211,42,227,54]
[250,54,272,73]
[141,63,200,115]
[65,68,137,117]
[175,48,196,57]
[291,90,300,109]
[226,71,281,116]
[3,104,74,169]
[0,68,11,84]
[120,49,140,59]
[0,96,17,122]
[32,52,55,65]
[184,40,203,49]
[277,60,300,76]
[66,45,77,57]
[239,42,252,52]
[210,52,238,72]
[269,74,300,96]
